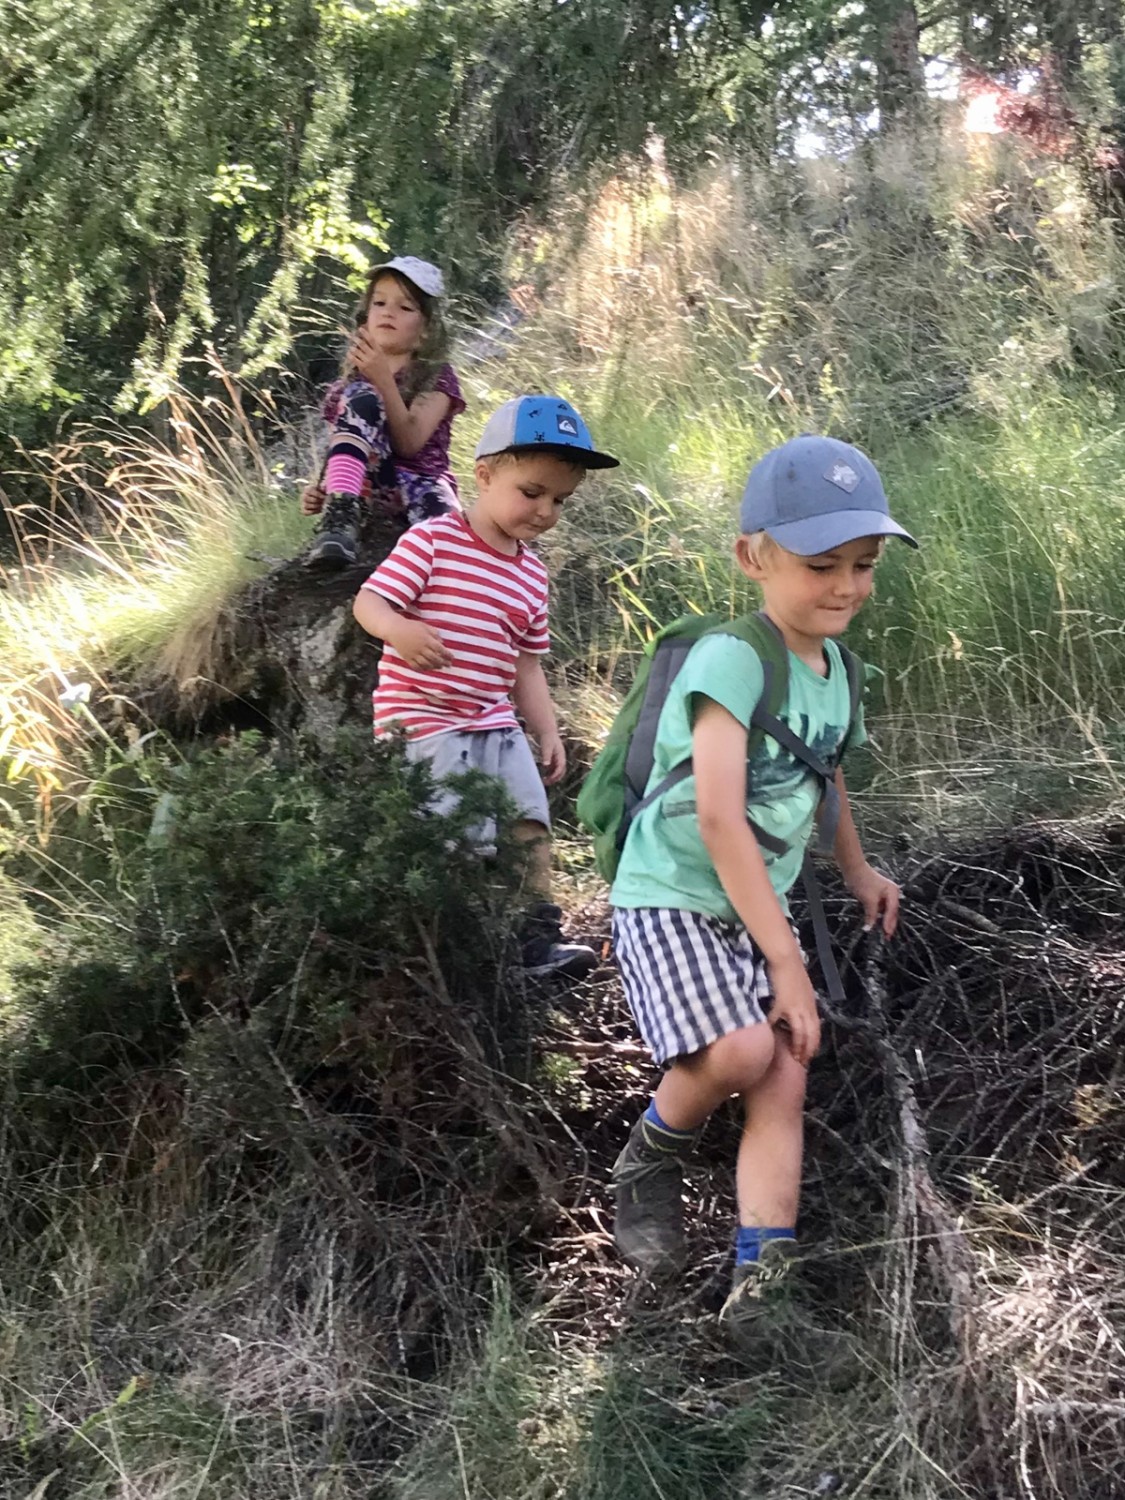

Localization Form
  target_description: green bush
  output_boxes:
[3,728,531,1154]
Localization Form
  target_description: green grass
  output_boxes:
[392,1289,773,1500]
[449,135,1125,834]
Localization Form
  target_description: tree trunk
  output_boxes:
[873,1,926,129]
[1046,0,1085,98]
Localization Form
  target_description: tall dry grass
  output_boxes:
[0,369,312,829]
[455,123,1125,832]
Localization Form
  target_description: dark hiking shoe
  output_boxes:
[719,1237,802,1337]
[305,492,362,568]
[719,1241,856,1382]
[519,902,598,979]
[610,1116,697,1276]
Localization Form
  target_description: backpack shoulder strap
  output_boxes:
[623,633,697,805]
[621,612,772,829]
[704,611,789,762]
[835,640,865,757]
[622,613,724,807]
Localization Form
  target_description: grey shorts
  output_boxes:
[612,907,776,1065]
[404,726,550,844]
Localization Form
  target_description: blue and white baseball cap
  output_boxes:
[369,256,444,299]
[474,395,619,469]
[740,434,916,554]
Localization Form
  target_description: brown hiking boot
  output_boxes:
[610,1116,697,1276]
[718,1237,802,1338]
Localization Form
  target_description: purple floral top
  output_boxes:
[400,363,465,478]
[322,362,464,480]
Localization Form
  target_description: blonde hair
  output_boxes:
[740,530,886,564]
[740,530,783,567]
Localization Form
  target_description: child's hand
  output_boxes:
[844,861,901,938]
[301,480,326,515]
[349,328,395,389]
[388,619,452,672]
[536,729,566,786]
[766,953,821,1066]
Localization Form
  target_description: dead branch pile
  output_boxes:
[534,817,1125,1499]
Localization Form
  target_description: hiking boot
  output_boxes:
[719,1241,856,1382]
[718,1237,802,1339]
[519,902,598,979]
[610,1116,696,1276]
[305,492,362,568]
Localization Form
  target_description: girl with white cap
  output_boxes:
[303,256,465,567]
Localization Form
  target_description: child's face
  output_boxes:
[473,453,584,545]
[736,533,880,642]
[363,274,427,355]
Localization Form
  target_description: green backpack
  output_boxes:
[576,610,865,1001]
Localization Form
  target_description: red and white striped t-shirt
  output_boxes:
[361,512,550,740]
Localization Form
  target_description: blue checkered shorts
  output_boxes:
[611,907,776,1065]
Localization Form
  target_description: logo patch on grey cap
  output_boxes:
[825,461,859,493]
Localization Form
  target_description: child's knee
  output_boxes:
[706,1023,775,1093]
[746,1043,808,1117]
[347,381,384,420]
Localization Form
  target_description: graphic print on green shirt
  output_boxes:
[609,633,866,923]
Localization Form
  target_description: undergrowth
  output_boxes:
[0,728,557,1497]
[4,118,1125,1500]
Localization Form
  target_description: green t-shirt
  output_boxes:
[609,633,866,922]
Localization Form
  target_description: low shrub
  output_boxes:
[3,726,537,1171]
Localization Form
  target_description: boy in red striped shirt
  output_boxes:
[353,395,619,977]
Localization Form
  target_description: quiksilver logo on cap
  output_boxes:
[556,413,578,437]
[825,461,859,493]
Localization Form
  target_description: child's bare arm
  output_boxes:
[350,330,453,456]
[831,767,899,936]
[352,590,451,671]
[514,652,565,784]
[693,699,820,1063]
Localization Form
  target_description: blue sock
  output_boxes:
[735,1225,796,1265]
[640,1099,697,1156]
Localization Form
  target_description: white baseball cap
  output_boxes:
[369,256,444,299]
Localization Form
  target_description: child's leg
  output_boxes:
[611,1028,775,1276]
[653,1023,777,1131]
[307,379,393,566]
[719,1042,823,1343]
[395,469,460,527]
[610,910,781,1275]
[736,1037,807,1229]
[511,819,597,979]
[407,729,594,978]
[323,379,393,496]
[513,819,552,900]
[487,730,593,977]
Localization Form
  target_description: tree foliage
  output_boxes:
[0,0,781,430]
[2,0,1125,442]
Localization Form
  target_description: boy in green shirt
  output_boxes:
[609,434,916,1334]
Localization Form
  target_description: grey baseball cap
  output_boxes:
[740,434,917,554]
